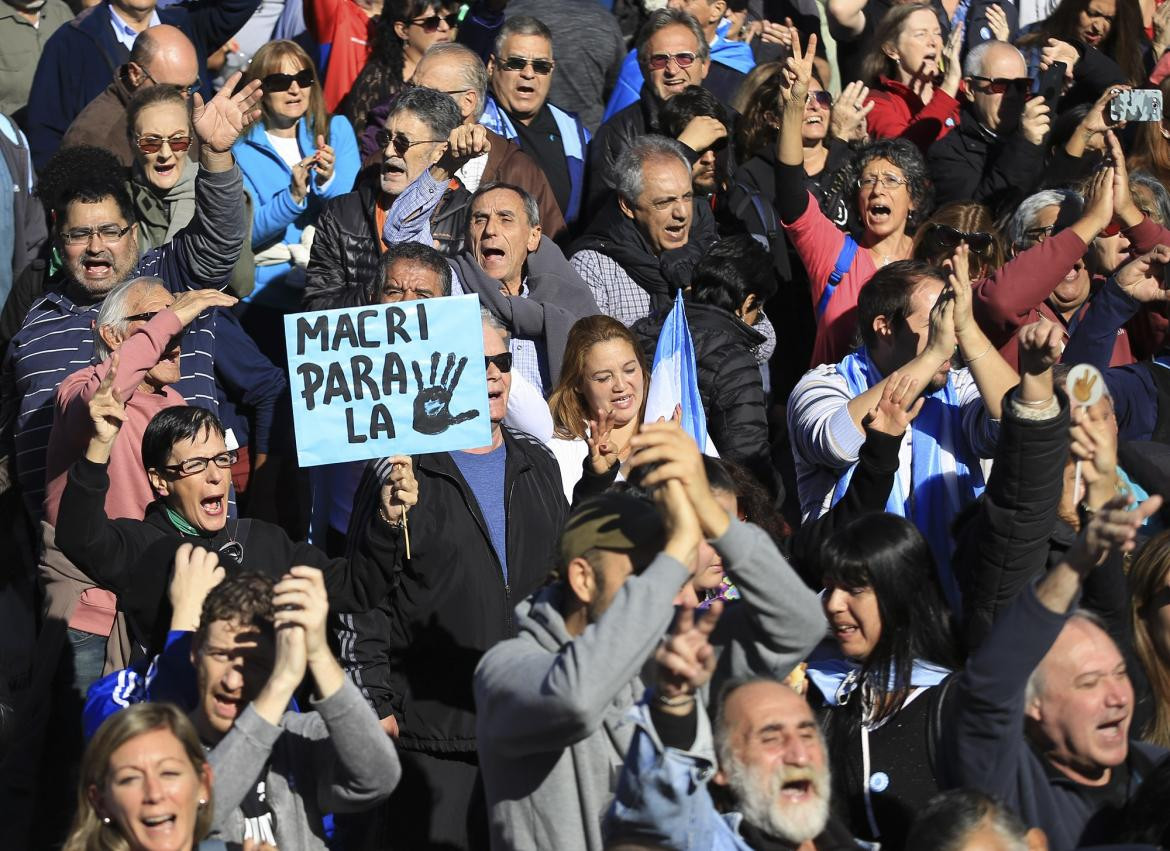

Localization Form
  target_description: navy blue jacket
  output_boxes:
[26,0,260,170]
[212,308,288,457]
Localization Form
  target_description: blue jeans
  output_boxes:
[66,628,106,698]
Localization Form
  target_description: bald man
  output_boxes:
[61,25,200,166]
[26,0,259,169]
[927,40,1049,210]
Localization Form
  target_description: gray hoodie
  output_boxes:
[207,679,401,850]
[473,517,827,851]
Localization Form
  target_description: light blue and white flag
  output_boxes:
[643,291,718,456]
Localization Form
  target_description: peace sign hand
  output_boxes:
[89,353,127,446]
[586,408,621,475]
[783,28,818,109]
[654,601,723,703]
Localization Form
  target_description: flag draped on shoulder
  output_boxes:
[644,291,714,455]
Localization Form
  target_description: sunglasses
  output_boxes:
[376,129,446,157]
[496,55,554,75]
[261,69,315,93]
[807,90,832,109]
[122,310,160,323]
[485,352,513,373]
[647,51,697,71]
[969,75,1030,95]
[136,134,192,154]
[409,12,460,31]
[929,223,995,253]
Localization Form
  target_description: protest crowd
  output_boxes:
[10,0,1170,848]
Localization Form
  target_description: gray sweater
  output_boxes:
[207,679,401,850]
[473,517,827,851]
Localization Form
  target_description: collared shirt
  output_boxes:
[108,3,161,50]
[0,0,72,116]
[450,274,548,395]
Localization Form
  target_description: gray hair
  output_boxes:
[471,181,541,228]
[1130,169,1170,226]
[636,8,710,73]
[1007,188,1083,249]
[1025,608,1113,706]
[614,135,691,203]
[373,241,453,302]
[481,307,509,342]
[713,676,826,770]
[390,86,463,141]
[493,15,553,60]
[962,39,1025,78]
[93,276,161,361]
[421,42,489,121]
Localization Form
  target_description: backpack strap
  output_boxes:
[925,671,958,783]
[816,234,859,322]
[729,182,779,250]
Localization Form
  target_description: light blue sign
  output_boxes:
[284,294,491,467]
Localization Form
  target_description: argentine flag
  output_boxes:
[643,291,718,456]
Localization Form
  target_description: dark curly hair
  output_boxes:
[192,572,276,652]
[822,138,933,237]
[37,145,134,227]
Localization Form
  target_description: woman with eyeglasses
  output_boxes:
[772,29,932,367]
[807,511,963,848]
[860,3,963,152]
[55,381,416,661]
[233,40,360,347]
[347,0,459,138]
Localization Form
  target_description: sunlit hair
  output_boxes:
[245,40,330,144]
[1018,0,1145,84]
[735,63,829,157]
[862,3,937,86]
[548,315,650,440]
[912,201,1006,277]
[1130,531,1170,748]
[63,703,212,851]
[731,61,782,116]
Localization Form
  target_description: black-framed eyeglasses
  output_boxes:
[158,450,238,478]
[495,55,554,75]
[261,69,315,93]
[1022,224,1056,245]
[408,12,460,31]
[928,223,995,253]
[647,51,697,71]
[375,129,447,157]
[485,352,513,373]
[969,75,1030,95]
[138,64,200,98]
[122,310,160,323]
[807,90,832,109]
[61,223,133,245]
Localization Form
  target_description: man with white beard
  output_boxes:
[606,621,859,850]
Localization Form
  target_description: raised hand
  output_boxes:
[940,21,964,95]
[1114,245,1170,303]
[862,371,925,436]
[1105,130,1142,226]
[314,135,335,186]
[274,566,331,663]
[242,841,279,851]
[656,478,703,577]
[830,81,873,143]
[783,28,818,106]
[759,17,795,48]
[1069,402,1119,496]
[1041,38,1079,77]
[89,354,126,446]
[676,115,727,154]
[654,600,723,704]
[290,153,316,204]
[169,543,226,632]
[168,288,239,326]
[1070,493,1163,570]
[925,283,957,362]
[379,455,418,525]
[1081,164,1116,235]
[192,71,263,154]
[986,3,1010,41]
[411,352,480,435]
[433,124,491,179]
[1020,95,1051,146]
[629,420,728,540]
[1017,316,1064,377]
[586,408,621,475]
[946,244,975,339]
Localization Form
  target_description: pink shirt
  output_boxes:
[43,310,186,636]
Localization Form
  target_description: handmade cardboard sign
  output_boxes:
[284,294,490,467]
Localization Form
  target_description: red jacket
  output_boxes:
[305,0,374,112]
[865,77,960,154]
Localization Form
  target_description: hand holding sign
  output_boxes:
[1065,363,1106,508]
[413,352,480,435]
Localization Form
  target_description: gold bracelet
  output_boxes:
[965,342,993,364]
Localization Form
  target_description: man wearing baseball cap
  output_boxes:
[473,421,825,851]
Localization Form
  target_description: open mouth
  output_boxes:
[866,203,892,224]
[141,814,177,829]
[611,393,634,410]
[382,158,407,177]
[154,161,176,175]
[82,256,114,279]
[805,115,823,125]
[833,623,858,638]
[480,246,507,267]
[779,778,814,801]
[1096,718,1125,740]
[200,495,225,518]
[516,84,535,95]
[487,388,504,402]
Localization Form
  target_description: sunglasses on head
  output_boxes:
[496,55,554,75]
[647,51,697,71]
[807,90,832,109]
[261,69,315,93]
[136,134,191,154]
[969,75,1030,95]
[409,12,460,31]
[485,352,513,373]
[929,223,995,253]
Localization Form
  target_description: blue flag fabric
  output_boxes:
[644,291,709,451]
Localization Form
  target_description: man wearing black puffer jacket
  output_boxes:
[337,312,568,851]
[632,235,778,496]
[304,87,471,312]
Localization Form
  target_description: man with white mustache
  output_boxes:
[606,622,857,849]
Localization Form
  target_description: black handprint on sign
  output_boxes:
[412,352,481,435]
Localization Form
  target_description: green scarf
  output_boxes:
[165,505,202,537]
